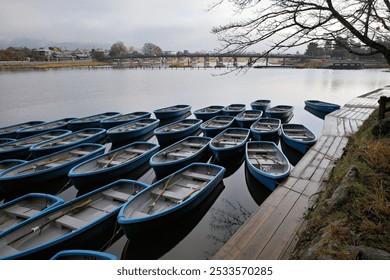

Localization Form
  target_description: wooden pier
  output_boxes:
[213,86,390,260]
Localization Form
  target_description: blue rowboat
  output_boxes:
[193,105,224,121]
[154,118,202,146]
[304,100,341,113]
[0,143,105,199]
[69,142,159,191]
[149,136,211,179]
[0,179,148,259]
[200,116,235,138]
[51,249,117,260]
[0,159,27,174]
[68,112,121,131]
[16,118,75,138]
[118,163,225,238]
[0,121,45,139]
[100,111,151,129]
[245,141,291,191]
[107,118,160,144]
[153,104,191,120]
[250,118,281,143]
[29,128,106,158]
[222,104,246,116]
[234,110,263,128]
[209,128,250,162]
[0,193,64,234]
[250,99,271,112]
[265,105,294,119]
[281,124,317,154]
[0,130,71,160]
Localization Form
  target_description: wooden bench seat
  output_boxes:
[5,205,40,219]
[56,215,88,230]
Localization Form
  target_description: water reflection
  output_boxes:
[210,154,245,179]
[304,106,328,120]
[280,138,305,166]
[244,165,272,206]
[121,182,225,260]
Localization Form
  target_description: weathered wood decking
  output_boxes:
[213,86,390,260]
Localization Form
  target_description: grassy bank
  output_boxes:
[291,109,390,259]
[0,61,111,70]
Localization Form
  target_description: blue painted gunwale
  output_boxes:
[149,136,211,178]
[68,142,159,191]
[117,163,225,238]
[0,129,71,160]
[0,143,105,198]
[265,105,294,119]
[200,116,235,138]
[0,121,45,139]
[281,123,317,154]
[0,193,64,233]
[0,159,28,174]
[51,249,118,260]
[234,110,263,128]
[16,118,75,138]
[153,104,192,120]
[29,128,106,158]
[193,105,224,121]
[209,128,250,162]
[0,179,148,259]
[250,118,281,142]
[154,118,202,145]
[68,112,121,131]
[107,118,160,143]
[100,111,151,129]
[250,99,271,112]
[245,141,291,191]
[304,100,341,113]
[221,104,246,116]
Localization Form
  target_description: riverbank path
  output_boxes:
[213,86,390,260]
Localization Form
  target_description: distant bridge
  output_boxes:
[108,53,315,68]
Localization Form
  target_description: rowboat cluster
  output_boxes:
[0,98,340,259]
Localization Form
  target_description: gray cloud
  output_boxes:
[1,0,236,51]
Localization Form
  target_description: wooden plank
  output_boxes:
[212,186,291,259]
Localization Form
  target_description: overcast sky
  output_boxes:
[0,0,245,51]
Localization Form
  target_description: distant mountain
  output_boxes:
[0,38,110,50]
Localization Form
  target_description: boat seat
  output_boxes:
[102,189,131,202]
[45,162,63,168]
[223,133,246,138]
[182,142,204,148]
[4,205,40,219]
[70,150,90,156]
[151,187,194,201]
[56,215,88,230]
[214,141,240,146]
[126,148,145,154]
[182,170,214,181]
[76,133,93,137]
[97,159,122,167]
[166,152,189,158]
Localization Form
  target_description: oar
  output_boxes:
[7,199,92,246]
[147,175,174,214]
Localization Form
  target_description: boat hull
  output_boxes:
[245,141,291,191]
[209,128,250,162]
[0,121,45,139]
[265,105,294,119]
[281,124,317,154]
[154,119,202,146]
[107,118,160,143]
[200,116,235,138]
[149,136,211,178]
[250,118,281,143]
[68,112,120,131]
[100,112,151,130]
[69,142,159,191]
[250,100,271,112]
[118,163,225,238]
[51,249,117,260]
[0,179,148,260]
[0,144,105,199]
[193,105,224,121]
[153,105,191,119]
[304,100,341,113]
[29,128,106,158]
[222,104,246,116]
[16,118,75,138]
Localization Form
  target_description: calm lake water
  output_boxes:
[0,67,389,259]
